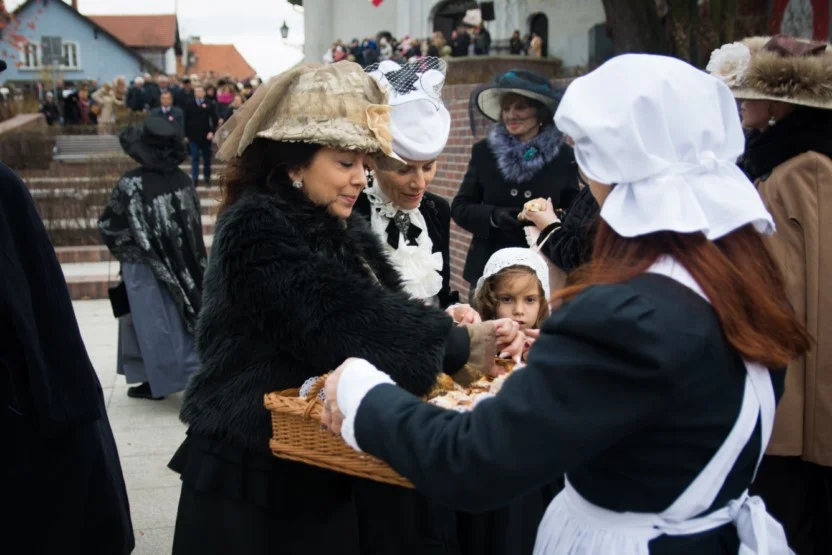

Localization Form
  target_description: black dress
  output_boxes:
[1,162,134,553]
[170,185,473,554]
[350,273,784,554]
[452,124,578,287]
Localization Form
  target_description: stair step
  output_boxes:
[61,236,215,299]
[56,235,214,263]
[44,214,215,234]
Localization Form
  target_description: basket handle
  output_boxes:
[303,375,328,419]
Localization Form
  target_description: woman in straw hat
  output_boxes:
[168,62,524,555]
[322,54,811,554]
[708,35,832,554]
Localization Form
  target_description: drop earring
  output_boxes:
[292,180,303,189]
[768,116,777,127]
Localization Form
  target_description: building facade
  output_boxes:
[302,0,605,68]
[0,0,154,84]
[89,14,181,76]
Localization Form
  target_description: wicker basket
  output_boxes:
[264,376,414,489]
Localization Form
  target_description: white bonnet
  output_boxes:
[366,58,451,162]
[475,248,551,299]
[554,54,774,241]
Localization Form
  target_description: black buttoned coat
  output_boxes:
[451,136,578,286]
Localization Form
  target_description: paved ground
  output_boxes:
[74,299,184,554]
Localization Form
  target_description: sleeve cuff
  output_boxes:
[337,359,395,452]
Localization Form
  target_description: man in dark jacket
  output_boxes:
[174,78,195,109]
[150,90,185,133]
[40,91,61,125]
[156,75,178,103]
[452,26,471,57]
[474,25,492,55]
[126,77,148,112]
[144,75,162,110]
[509,30,525,55]
[183,86,217,185]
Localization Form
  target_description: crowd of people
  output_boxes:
[5,31,831,555]
[39,72,260,185]
[39,72,260,133]
[325,26,544,65]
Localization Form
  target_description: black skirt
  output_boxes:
[352,478,460,555]
[168,433,360,555]
[456,479,563,555]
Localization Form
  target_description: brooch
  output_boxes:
[523,147,538,162]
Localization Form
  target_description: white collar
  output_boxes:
[364,181,419,217]
[646,256,708,302]
[362,182,443,301]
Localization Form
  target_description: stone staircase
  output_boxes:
[53,134,126,163]
[56,185,220,300]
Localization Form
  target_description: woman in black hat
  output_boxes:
[451,69,578,296]
[98,118,207,400]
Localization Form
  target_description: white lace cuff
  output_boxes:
[337,359,395,452]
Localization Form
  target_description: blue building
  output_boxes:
[0,0,159,85]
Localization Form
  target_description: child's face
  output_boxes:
[493,273,542,330]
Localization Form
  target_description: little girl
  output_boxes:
[473,247,551,331]
[458,248,561,554]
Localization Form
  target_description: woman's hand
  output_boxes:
[446,304,482,325]
[321,362,353,436]
[522,198,560,230]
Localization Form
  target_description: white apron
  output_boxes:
[533,257,793,555]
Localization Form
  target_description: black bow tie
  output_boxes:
[384,210,421,249]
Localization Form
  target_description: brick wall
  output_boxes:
[433,78,573,299]
[432,83,489,299]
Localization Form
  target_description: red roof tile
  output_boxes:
[183,43,257,80]
[88,14,178,48]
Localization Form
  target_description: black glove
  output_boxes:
[492,207,523,233]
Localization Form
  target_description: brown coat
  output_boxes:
[757,151,832,466]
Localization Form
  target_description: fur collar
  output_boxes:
[487,123,563,183]
[237,184,405,292]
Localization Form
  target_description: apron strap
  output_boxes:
[646,257,776,522]
[659,373,760,521]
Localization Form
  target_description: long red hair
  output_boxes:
[555,221,811,369]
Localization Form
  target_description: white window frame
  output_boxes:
[60,41,81,70]
[20,42,41,71]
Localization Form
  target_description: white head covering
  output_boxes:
[554,54,774,241]
[367,59,451,162]
[475,248,551,299]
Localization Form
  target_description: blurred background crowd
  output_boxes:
[37,72,261,131]
[324,25,544,65]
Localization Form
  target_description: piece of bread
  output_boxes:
[494,357,516,374]
[523,198,547,212]
[427,373,464,400]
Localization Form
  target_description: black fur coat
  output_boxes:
[180,185,455,449]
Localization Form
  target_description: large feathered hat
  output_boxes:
[707,35,832,110]
[215,62,402,163]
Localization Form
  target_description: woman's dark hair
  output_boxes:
[219,138,323,213]
[555,221,811,369]
[499,92,554,127]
